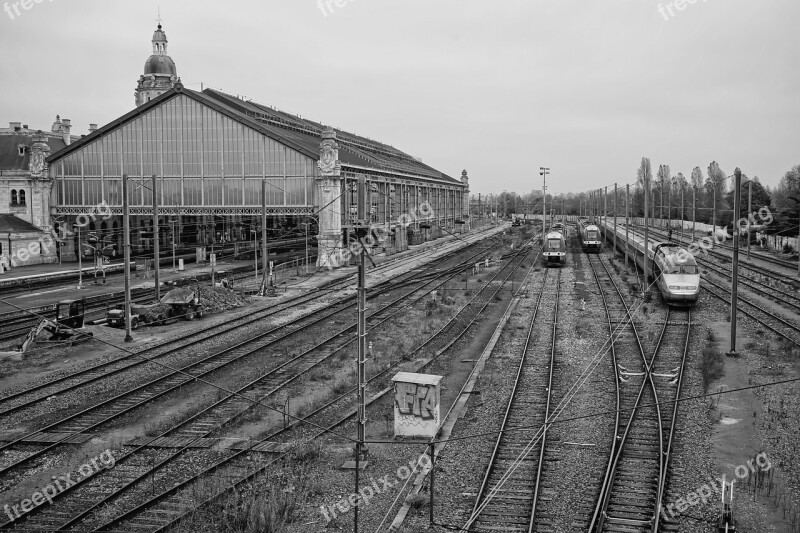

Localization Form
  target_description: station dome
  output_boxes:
[143,54,177,76]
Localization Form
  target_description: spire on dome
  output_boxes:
[152,19,168,55]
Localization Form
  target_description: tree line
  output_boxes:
[471,160,800,241]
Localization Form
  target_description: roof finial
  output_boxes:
[156,6,162,28]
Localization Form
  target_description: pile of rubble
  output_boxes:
[198,286,249,313]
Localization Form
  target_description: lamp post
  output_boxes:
[539,167,549,230]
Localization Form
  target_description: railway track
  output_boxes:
[463,267,560,532]
[702,276,800,348]
[0,239,499,482]
[0,230,532,531]
[0,229,500,417]
[588,254,691,533]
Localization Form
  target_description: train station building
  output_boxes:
[44,24,471,268]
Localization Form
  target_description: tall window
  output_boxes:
[19,190,25,205]
[10,190,17,205]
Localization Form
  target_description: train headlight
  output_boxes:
[685,285,697,291]
[668,285,680,290]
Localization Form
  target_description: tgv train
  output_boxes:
[599,219,700,305]
[577,218,602,252]
[543,229,567,265]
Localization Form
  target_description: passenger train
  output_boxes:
[543,228,567,266]
[598,219,700,305]
[577,218,602,252]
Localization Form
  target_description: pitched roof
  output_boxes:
[0,132,67,171]
[48,86,459,185]
[0,214,43,233]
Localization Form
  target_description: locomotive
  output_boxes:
[577,218,602,252]
[599,220,700,305]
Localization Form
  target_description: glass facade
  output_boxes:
[50,94,317,209]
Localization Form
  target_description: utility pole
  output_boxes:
[747,180,752,261]
[728,168,742,356]
[625,184,630,270]
[660,185,664,228]
[540,167,549,231]
[152,175,160,302]
[122,174,133,342]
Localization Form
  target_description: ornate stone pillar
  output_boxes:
[461,169,471,231]
[316,127,344,268]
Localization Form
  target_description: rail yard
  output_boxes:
[2,5,799,532]
[1,215,798,533]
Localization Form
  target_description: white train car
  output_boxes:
[577,218,602,252]
[599,220,700,305]
[542,230,567,266]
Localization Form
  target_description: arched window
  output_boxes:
[10,190,17,205]
[18,190,25,205]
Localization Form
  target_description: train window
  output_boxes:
[587,231,597,239]
[548,238,561,249]
[681,265,698,274]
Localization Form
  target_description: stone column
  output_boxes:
[316,127,344,268]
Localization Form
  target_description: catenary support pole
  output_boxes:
[625,184,630,270]
[152,175,160,302]
[747,180,752,261]
[644,177,650,289]
[729,168,742,356]
[261,179,268,293]
[613,183,618,257]
[692,186,697,242]
[122,174,133,342]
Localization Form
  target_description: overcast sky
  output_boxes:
[2,0,797,196]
